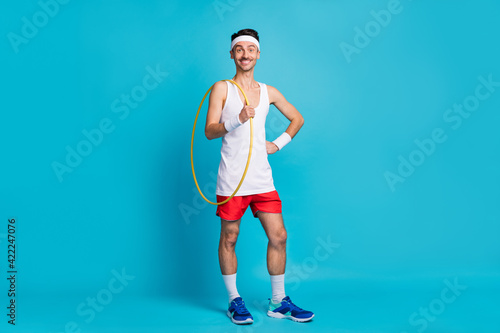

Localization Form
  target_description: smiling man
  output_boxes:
[204,28,314,325]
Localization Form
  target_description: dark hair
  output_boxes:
[231,28,259,42]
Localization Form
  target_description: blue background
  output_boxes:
[1,0,499,332]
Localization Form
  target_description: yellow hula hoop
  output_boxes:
[190,80,253,205]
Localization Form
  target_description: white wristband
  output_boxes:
[224,114,242,132]
[272,132,292,150]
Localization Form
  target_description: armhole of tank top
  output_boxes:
[221,80,230,112]
[261,83,269,105]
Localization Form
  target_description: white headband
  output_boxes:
[230,35,260,51]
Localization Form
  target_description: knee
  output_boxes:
[270,229,287,248]
[222,231,239,249]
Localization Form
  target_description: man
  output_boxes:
[205,28,314,325]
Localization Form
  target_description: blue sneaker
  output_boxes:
[267,296,314,322]
[227,297,253,325]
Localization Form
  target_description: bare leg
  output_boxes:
[257,212,287,275]
[219,218,241,275]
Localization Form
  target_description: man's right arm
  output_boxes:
[205,81,255,140]
[205,81,228,140]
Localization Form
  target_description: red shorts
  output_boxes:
[216,190,282,221]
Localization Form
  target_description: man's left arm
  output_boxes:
[266,85,304,154]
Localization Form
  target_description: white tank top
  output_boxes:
[216,81,275,196]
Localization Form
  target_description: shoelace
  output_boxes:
[233,299,250,315]
[283,297,304,312]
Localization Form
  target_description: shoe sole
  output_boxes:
[267,310,314,322]
[227,310,253,325]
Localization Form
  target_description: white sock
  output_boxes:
[222,273,240,303]
[270,274,286,303]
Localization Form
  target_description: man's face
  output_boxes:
[230,42,260,72]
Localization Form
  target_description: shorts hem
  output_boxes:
[253,210,282,218]
[216,212,244,221]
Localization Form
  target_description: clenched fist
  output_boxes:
[266,141,279,155]
[239,105,256,123]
